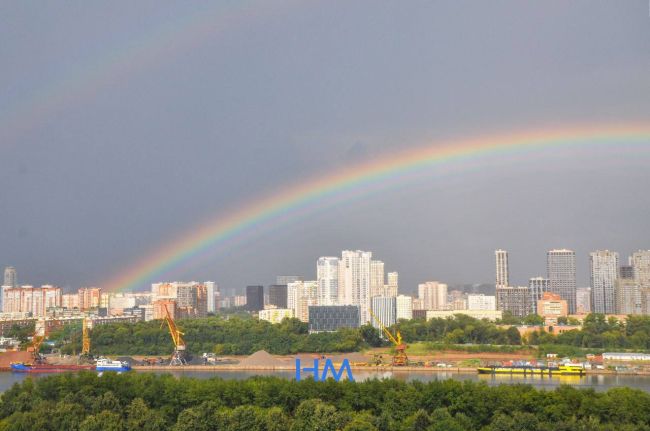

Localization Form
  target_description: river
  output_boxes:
[2,370,650,393]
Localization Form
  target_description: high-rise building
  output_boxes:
[528,277,549,314]
[575,287,592,314]
[467,294,496,311]
[371,296,396,330]
[316,257,339,306]
[590,250,619,314]
[385,272,399,297]
[289,280,318,322]
[370,260,385,298]
[2,285,62,316]
[396,295,413,320]
[616,266,641,315]
[495,250,509,288]
[496,286,531,318]
[205,282,216,313]
[268,284,288,309]
[417,281,447,310]
[338,250,372,323]
[151,282,209,318]
[245,285,264,312]
[78,287,101,310]
[631,251,650,313]
[547,249,577,314]
[308,305,360,332]
[3,267,17,288]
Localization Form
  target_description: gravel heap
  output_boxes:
[238,350,287,368]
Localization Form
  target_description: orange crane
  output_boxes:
[27,334,45,363]
[369,309,408,366]
[161,304,186,365]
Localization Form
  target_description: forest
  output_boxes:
[41,313,650,356]
[1,372,650,431]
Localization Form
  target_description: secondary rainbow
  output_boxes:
[104,123,650,292]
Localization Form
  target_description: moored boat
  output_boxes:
[96,357,131,372]
[477,364,584,376]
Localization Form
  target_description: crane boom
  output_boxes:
[368,308,408,366]
[161,304,187,365]
[369,309,399,345]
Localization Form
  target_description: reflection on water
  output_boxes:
[2,370,650,393]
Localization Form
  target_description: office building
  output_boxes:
[3,267,16,288]
[616,265,641,315]
[371,296,396,330]
[467,294,496,311]
[536,292,568,325]
[316,257,339,306]
[575,287,592,314]
[205,282,216,313]
[496,286,531,318]
[590,250,619,314]
[245,285,264,312]
[418,281,447,310]
[370,260,385,297]
[338,250,372,323]
[268,284,288,309]
[495,250,509,288]
[259,308,294,324]
[308,305,360,332]
[396,295,413,320]
[547,249,577,314]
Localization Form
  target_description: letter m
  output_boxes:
[321,359,355,382]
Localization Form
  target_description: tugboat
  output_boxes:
[95,357,131,372]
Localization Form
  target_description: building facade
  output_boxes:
[268,284,288,309]
[590,250,619,314]
[496,286,531,318]
[308,305,360,332]
[2,285,62,317]
[536,292,568,325]
[575,287,592,314]
[528,277,549,314]
[495,249,509,288]
[259,308,294,324]
[3,267,16,288]
[616,266,641,315]
[396,295,413,320]
[547,249,577,314]
[467,294,496,311]
[245,285,264,312]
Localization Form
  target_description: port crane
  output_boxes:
[162,304,187,365]
[79,317,93,362]
[369,309,408,366]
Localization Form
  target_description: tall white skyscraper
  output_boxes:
[317,257,339,305]
[495,250,509,288]
[205,282,216,313]
[338,250,372,323]
[631,251,650,313]
[589,250,619,314]
[289,280,318,323]
[547,249,577,314]
[418,281,447,310]
[370,260,385,298]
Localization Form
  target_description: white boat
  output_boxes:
[95,357,131,372]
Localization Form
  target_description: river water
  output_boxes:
[2,370,650,393]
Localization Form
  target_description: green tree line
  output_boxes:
[1,372,650,431]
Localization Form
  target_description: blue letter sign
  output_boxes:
[295,358,354,382]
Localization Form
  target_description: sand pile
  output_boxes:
[239,350,287,368]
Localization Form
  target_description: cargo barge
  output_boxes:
[477,364,584,376]
[10,362,95,373]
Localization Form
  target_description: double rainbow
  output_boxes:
[104,123,650,292]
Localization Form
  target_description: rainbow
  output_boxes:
[104,123,650,292]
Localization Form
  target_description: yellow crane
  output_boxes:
[369,309,408,366]
[162,304,186,365]
[81,317,91,356]
[27,334,45,363]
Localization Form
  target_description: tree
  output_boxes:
[80,410,125,431]
[522,314,544,326]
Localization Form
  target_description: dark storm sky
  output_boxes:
[1,1,649,294]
